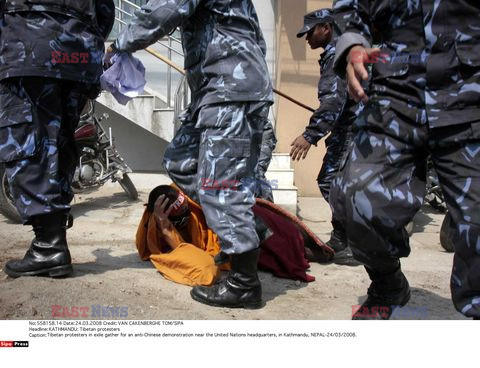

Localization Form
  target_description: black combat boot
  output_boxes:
[191,248,263,309]
[214,251,230,266]
[4,212,73,278]
[326,221,360,266]
[352,262,411,320]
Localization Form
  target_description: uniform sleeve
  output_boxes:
[303,54,348,146]
[332,0,372,77]
[95,0,115,40]
[257,120,277,177]
[114,0,202,53]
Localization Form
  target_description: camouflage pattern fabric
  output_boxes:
[303,41,356,146]
[115,1,275,254]
[333,0,480,128]
[0,0,115,84]
[114,0,274,115]
[301,38,357,204]
[331,0,480,318]
[0,77,92,222]
[163,101,274,255]
[0,1,114,223]
[254,121,277,202]
[317,126,354,202]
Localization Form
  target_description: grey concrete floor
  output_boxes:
[0,180,465,320]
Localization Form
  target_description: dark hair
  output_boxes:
[147,185,191,228]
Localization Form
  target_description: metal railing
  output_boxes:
[113,0,188,112]
[173,76,189,132]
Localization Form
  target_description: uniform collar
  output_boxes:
[320,39,336,60]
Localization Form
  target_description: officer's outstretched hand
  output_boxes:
[346,45,380,103]
[290,135,312,161]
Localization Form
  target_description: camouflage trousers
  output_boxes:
[330,100,480,318]
[0,77,91,222]
[163,101,274,254]
[317,126,354,203]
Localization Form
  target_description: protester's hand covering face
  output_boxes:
[154,194,174,229]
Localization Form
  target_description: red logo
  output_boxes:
[51,51,90,64]
[0,341,28,348]
[51,305,89,318]
[351,305,391,318]
[350,50,389,64]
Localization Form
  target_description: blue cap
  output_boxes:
[296,9,333,38]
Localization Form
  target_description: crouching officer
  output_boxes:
[0,0,115,278]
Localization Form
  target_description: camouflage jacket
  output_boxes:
[303,41,356,146]
[332,0,480,128]
[0,0,115,84]
[114,0,273,113]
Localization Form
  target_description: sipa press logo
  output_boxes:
[0,341,29,348]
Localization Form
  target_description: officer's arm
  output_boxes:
[332,0,373,77]
[96,0,115,40]
[114,0,202,53]
[303,54,347,146]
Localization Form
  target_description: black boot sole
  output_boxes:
[330,246,362,266]
[190,289,265,310]
[4,264,73,278]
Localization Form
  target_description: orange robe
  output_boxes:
[135,191,224,286]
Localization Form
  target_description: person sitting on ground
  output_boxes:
[135,185,334,288]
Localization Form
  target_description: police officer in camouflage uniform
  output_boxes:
[289,9,358,264]
[330,0,480,319]
[0,0,115,278]
[109,0,274,309]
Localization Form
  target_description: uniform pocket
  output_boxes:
[373,58,409,80]
[0,87,37,163]
[455,36,480,84]
[202,136,251,190]
[455,37,480,68]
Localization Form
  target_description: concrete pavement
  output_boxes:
[0,175,465,320]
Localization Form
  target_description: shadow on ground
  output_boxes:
[259,272,308,304]
[412,205,447,234]
[72,249,151,277]
[71,192,142,219]
[356,287,465,320]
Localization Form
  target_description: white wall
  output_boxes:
[252,0,279,126]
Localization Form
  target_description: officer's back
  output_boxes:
[0,0,114,85]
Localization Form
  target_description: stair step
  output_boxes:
[97,91,175,142]
[272,187,298,215]
[264,168,294,187]
[270,153,292,170]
